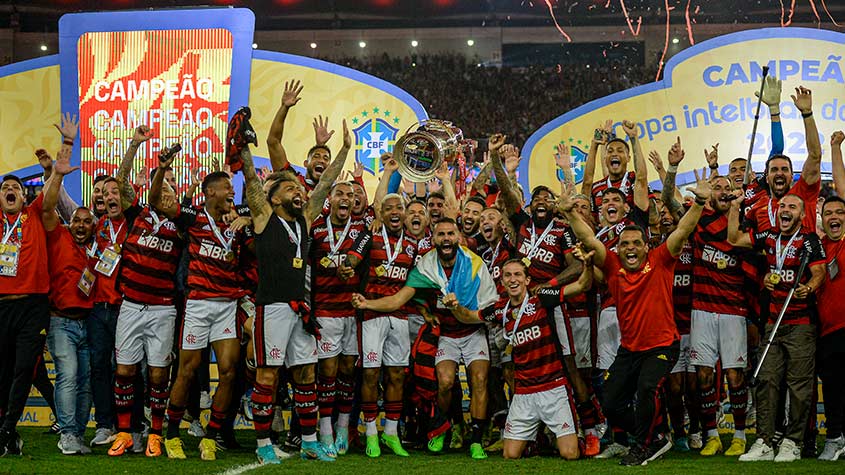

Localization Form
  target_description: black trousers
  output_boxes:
[819,349,845,439]
[602,341,679,447]
[0,295,50,432]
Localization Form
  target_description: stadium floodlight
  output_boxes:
[467,39,475,46]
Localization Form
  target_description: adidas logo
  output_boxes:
[223,328,232,334]
[737,356,745,362]
[202,225,211,231]
[562,422,570,429]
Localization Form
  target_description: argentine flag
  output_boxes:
[406,246,499,311]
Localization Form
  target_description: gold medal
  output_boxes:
[292,257,303,269]
[716,259,727,270]
[113,243,121,253]
[320,256,332,268]
[225,251,235,262]
[376,265,386,277]
[0,244,5,253]
[522,257,531,267]
[769,272,782,285]
[504,344,513,356]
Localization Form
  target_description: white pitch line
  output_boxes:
[215,461,264,475]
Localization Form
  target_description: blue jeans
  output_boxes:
[88,303,119,429]
[47,316,92,437]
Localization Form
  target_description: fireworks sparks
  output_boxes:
[820,0,844,26]
[685,0,696,45]
[543,0,572,42]
[656,0,674,82]
[619,0,642,36]
[780,0,797,27]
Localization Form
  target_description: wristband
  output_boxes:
[770,113,780,117]
[708,164,719,170]
[62,139,74,146]
[667,164,678,173]
[801,111,813,118]
[547,277,559,288]
[694,197,707,206]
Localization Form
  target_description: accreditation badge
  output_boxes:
[77,268,96,296]
[828,257,839,281]
[94,247,121,277]
[0,243,19,277]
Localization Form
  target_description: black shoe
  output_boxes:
[215,430,242,450]
[0,429,12,457]
[45,422,60,435]
[642,435,673,465]
[801,442,817,459]
[619,445,648,466]
[284,431,302,452]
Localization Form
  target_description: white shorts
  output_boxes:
[690,310,748,369]
[361,316,410,368]
[596,306,621,370]
[504,385,577,441]
[182,299,238,350]
[408,314,425,343]
[671,334,694,374]
[435,329,489,367]
[115,300,176,367]
[571,317,593,369]
[253,302,318,367]
[316,316,359,359]
[552,307,574,357]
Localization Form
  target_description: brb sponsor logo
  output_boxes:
[512,325,541,346]
[199,239,230,261]
[137,233,175,253]
[352,108,400,175]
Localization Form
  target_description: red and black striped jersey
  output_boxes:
[309,214,366,318]
[481,291,569,394]
[691,209,749,317]
[118,206,183,306]
[234,205,257,295]
[172,205,249,300]
[673,240,693,334]
[348,228,418,321]
[476,236,514,295]
[416,234,434,263]
[744,176,820,235]
[590,171,637,215]
[742,178,768,217]
[751,229,826,325]
[510,210,576,285]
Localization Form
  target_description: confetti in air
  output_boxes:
[619,0,642,36]
[820,0,844,26]
[656,0,674,81]
[685,0,696,45]
[780,0,797,27]
[543,0,572,42]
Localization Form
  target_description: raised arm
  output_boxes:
[488,134,521,217]
[792,86,821,185]
[832,131,845,196]
[727,192,753,248]
[266,80,303,171]
[472,152,492,197]
[42,144,80,231]
[558,193,606,267]
[149,151,180,219]
[116,125,152,209]
[434,161,460,212]
[563,246,595,296]
[373,153,399,211]
[240,146,273,233]
[666,168,710,256]
[555,143,575,196]
[580,120,611,195]
[622,120,649,212]
[660,137,685,220]
[305,118,350,224]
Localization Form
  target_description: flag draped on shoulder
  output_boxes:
[405,245,499,311]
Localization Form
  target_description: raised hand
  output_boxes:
[341,119,351,149]
[572,244,595,264]
[132,125,153,143]
[434,161,451,182]
[35,149,53,171]
[282,79,303,108]
[133,168,147,188]
[647,150,664,173]
[667,136,685,166]
[790,86,813,114]
[501,144,521,173]
[212,158,221,172]
[621,120,638,139]
[427,177,442,193]
[228,216,252,233]
[54,112,79,141]
[190,167,203,187]
[831,131,844,147]
[704,143,719,168]
[488,133,506,152]
[555,143,571,171]
[756,76,782,107]
[690,167,713,202]
[53,146,79,176]
[352,160,364,178]
[383,154,399,174]
[556,193,576,215]
[313,115,335,146]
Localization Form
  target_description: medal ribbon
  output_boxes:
[380,225,404,267]
[526,219,555,260]
[326,217,352,257]
[2,213,22,245]
[502,293,530,343]
[204,208,233,254]
[104,218,125,249]
[278,216,302,260]
[775,229,801,274]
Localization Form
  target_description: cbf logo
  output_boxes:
[554,139,587,184]
[352,107,400,175]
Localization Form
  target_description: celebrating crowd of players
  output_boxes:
[1,75,845,467]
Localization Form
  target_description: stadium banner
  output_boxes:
[0,7,426,204]
[521,27,843,196]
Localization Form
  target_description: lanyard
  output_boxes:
[278,216,302,260]
[484,239,502,269]
[596,225,613,242]
[2,213,22,245]
[526,219,555,259]
[775,229,801,273]
[104,218,124,247]
[502,293,530,343]
[381,225,404,267]
[204,208,232,253]
[149,209,165,236]
[80,239,98,259]
[767,198,777,229]
[607,172,630,194]
[326,217,352,257]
